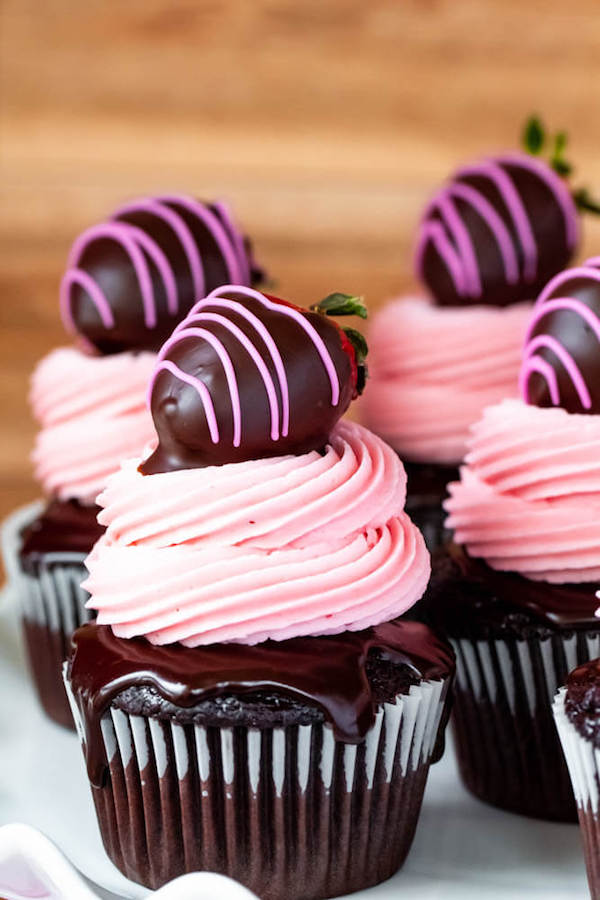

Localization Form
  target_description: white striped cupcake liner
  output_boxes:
[450,631,600,821]
[66,674,450,898]
[1,500,44,592]
[16,550,93,728]
[554,687,600,899]
[18,553,91,633]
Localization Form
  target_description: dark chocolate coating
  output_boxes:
[428,543,599,636]
[141,291,356,472]
[19,498,104,559]
[419,155,577,308]
[566,659,600,748]
[65,199,257,354]
[525,264,600,414]
[67,620,454,787]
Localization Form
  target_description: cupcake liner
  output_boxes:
[1,500,44,591]
[450,631,600,821]
[66,675,449,899]
[18,552,93,729]
[554,688,600,899]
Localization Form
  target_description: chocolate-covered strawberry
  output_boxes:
[141,286,368,473]
[415,117,600,308]
[60,196,263,355]
[521,258,600,414]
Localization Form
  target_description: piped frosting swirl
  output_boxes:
[361,297,531,465]
[84,421,430,645]
[445,398,600,583]
[31,347,156,503]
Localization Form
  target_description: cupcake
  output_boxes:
[554,659,600,899]
[362,136,581,550]
[65,286,454,899]
[11,196,261,728]
[429,258,600,821]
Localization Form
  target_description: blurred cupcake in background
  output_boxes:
[429,258,600,821]
[7,195,262,728]
[362,118,584,550]
[554,658,600,899]
[66,286,454,899]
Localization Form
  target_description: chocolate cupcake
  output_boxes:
[428,259,600,820]
[9,196,261,728]
[65,286,454,899]
[362,142,581,552]
[554,659,600,899]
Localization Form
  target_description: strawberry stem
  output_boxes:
[521,114,600,216]
[522,114,573,175]
[311,293,367,319]
[522,115,545,155]
[573,188,600,216]
[343,327,368,365]
[311,292,369,393]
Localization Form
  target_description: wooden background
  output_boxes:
[2,0,600,535]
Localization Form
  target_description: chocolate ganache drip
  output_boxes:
[415,153,579,308]
[19,498,105,558]
[440,543,600,632]
[68,621,454,788]
[60,196,261,354]
[141,286,367,473]
[520,258,600,414]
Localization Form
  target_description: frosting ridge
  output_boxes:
[361,297,531,464]
[31,347,156,502]
[84,421,430,645]
[445,398,600,582]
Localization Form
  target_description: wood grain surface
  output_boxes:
[2,0,600,533]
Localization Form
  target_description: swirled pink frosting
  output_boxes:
[361,297,532,465]
[31,347,156,503]
[445,398,600,582]
[83,420,430,645]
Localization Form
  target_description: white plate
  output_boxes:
[0,588,589,900]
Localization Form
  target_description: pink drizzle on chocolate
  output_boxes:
[520,259,600,414]
[415,152,579,307]
[68,621,454,787]
[60,196,259,354]
[141,287,355,472]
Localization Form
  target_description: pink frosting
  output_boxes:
[31,347,156,503]
[83,421,430,645]
[361,297,532,464]
[445,398,600,582]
